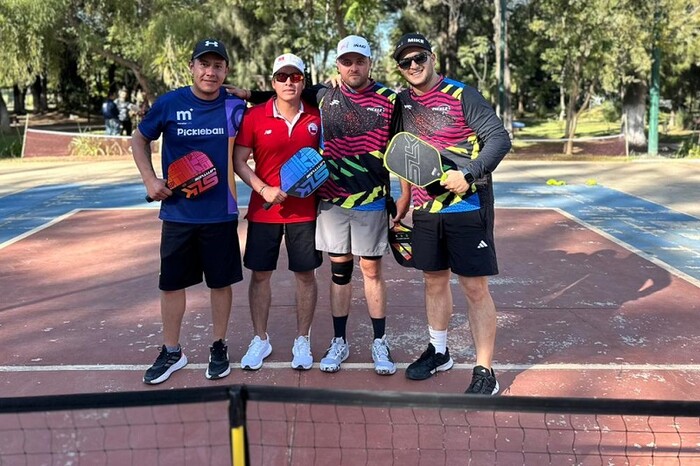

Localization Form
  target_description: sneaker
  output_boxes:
[405,343,453,380]
[465,365,500,395]
[291,335,313,370]
[143,345,188,385]
[241,335,272,370]
[205,339,231,380]
[372,336,396,375]
[319,337,349,373]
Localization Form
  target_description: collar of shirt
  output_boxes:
[272,98,305,137]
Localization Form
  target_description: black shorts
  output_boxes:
[159,220,243,291]
[412,207,498,277]
[243,221,322,272]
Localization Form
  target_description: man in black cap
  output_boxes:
[132,38,246,385]
[390,33,511,395]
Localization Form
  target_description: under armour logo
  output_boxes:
[205,41,218,47]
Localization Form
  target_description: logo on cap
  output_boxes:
[205,41,219,47]
[337,35,371,58]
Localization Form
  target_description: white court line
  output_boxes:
[505,206,700,288]
[3,363,700,372]
[0,209,81,250]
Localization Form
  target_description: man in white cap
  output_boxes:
[312,35,407,376]
[233,53,322,371]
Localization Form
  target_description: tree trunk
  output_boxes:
[442,0,462,77]
[502,4,512,132]
[332,0,348,38]
[563,86,578,155]
[0,93,10,134]
[564,80,594,156]
[13,85,26,115]
[622,80,647,151]
[30,75,48,114]
[559,85,566,121]
[493,0,512,132]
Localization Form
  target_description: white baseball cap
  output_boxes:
[337,35,371,59]
[272,53,305,75]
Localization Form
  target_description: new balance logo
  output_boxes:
[477,240,489,249]
[264,129,272,135]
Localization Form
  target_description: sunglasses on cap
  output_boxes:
[273,72,304,83]
[397,52,430,70]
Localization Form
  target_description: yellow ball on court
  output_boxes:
[546,178,566,186]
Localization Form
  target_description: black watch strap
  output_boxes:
[464,172,475,184]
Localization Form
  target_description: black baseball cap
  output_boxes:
[393,33,432,60]
[191,39,229,64]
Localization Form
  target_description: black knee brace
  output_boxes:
[331,260,354,285]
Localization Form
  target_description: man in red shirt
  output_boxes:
[233,53,322,371]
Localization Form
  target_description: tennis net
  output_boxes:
[1,385,699,465]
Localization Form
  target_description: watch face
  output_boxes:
[464,173,475,184]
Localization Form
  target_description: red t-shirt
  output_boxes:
[236,98,321,223]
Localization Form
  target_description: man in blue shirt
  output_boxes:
[132,39,246,384]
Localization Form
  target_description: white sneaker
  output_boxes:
[291,335,313,370]
[319,337,349,373]
[372,336,396,375]
[241,334,272,370]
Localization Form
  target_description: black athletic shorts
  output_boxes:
[412,207,498,277]
[159,220,243,291]
[243,221,322,272]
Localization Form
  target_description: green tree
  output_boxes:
[216,0,389,88]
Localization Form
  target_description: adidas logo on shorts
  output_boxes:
[477,240,489,249]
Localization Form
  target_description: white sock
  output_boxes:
[429,326,448,354]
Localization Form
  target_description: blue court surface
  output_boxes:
[1,180,699,284]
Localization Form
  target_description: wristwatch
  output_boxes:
[464,171,475,184]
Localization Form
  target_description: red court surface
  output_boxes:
[1,207,699,400]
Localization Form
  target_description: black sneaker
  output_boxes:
[465,365,499,395]
[143,345,188,385]
[405,343,454,380]
[206,339,231,380]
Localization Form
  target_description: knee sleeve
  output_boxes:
[331,260,354,285]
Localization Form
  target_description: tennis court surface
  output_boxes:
[0,158,699,464]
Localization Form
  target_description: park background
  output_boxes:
[0,0,699,159]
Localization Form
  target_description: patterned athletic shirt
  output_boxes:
[392,77,511,213]
[314,82,396,211]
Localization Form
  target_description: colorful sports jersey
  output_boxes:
[236,98,321,223]
[393,77,511,213]
[315,82,396,210]
[139,86,245,223]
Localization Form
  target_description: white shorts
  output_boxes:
[315,201,389,257]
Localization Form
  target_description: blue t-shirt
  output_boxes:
[138,87,246,223]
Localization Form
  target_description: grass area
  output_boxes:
[0,131,22,158]
[515,107,621,139]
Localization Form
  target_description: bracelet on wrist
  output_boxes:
[259,185,267,195]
